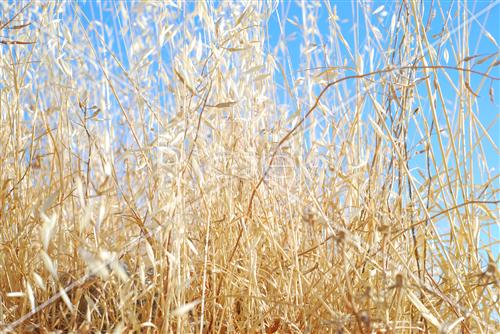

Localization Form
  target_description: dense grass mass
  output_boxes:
[0,1,499,333]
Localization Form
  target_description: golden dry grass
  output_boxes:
[0,1,499,333]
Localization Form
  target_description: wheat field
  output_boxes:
[0,1,499,333]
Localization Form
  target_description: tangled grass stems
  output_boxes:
[0,1,499,333]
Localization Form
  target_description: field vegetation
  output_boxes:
[0,1,499,333]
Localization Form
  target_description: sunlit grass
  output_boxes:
[0,1,498,333]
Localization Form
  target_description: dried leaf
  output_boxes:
[443,48,449,64]
[483,30,498,47]
[6,292,24,298]
[40,251,58,279]
[59,287,74,313]
[145,241,155,267]
[372,5,385,15]
[26,281,35,312]
[244,64,264,74]
[475,52,496,65]
[41,213,57,251]
[369,117,389,141]
[255,73,270,82]
[211,101,237,108]
[172,300,200,316]
[407,291,441,328]
[226,46,250,52]
[174,68,196,96]
[461,54,481,63]
[235,6,251,27]
[33,272,46,291]
[465,81,479,97]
